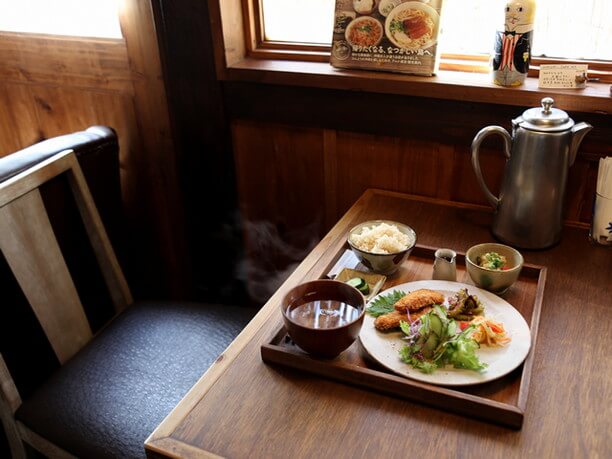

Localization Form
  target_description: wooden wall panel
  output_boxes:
[0,5,186,298]
[233,120,602,229]
[0,84,138,175]
[233,120,325,237]
[335,131,504,217]
[0,33,132,94]
[232,120,326,300]
[332,132,508,216]
[232,117,603,297]
[0,84,41,152]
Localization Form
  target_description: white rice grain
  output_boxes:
[350,222,413,254]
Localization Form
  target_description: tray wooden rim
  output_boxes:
[261,244,547,429]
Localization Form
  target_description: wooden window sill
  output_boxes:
[223,58,611,115]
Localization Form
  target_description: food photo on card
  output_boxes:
[330,0,444,76]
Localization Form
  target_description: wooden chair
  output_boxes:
[0,150,254,458]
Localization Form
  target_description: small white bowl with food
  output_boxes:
[465,243,524,294]
[348,220,417,275]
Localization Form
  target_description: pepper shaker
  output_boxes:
[433,249,457,281]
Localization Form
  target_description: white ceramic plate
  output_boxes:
[359,280,531,386]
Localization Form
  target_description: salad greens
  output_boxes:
[366,290,405,317]
[399,305,487,374]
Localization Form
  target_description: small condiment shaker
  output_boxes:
[433,249,457,281]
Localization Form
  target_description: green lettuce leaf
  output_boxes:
[398,310,487,374]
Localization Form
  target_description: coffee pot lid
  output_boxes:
[517,97,575,132]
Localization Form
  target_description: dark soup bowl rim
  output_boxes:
[281,279,366,331]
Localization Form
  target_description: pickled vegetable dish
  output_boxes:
[476,252,508,270]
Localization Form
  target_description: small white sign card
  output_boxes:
[539,64,588,89]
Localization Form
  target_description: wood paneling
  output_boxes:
[224,82,612,151]
[233,121,326,300]
[0,84,39,153]
[0,1,187,297]
[0,32,132,94]
[0,82,139,196]
[233,121,325,228]
[231,113,604,296]
[233,120,603,224]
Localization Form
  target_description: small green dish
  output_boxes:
[335,268,386,301]
[465,243,524,295]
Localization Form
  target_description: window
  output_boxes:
[258,0,612,61]
[0,0,122,39]
[261,0,334,44]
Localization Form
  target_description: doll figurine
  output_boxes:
[492,0,536,87]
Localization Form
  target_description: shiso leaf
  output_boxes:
[366,290,406,317]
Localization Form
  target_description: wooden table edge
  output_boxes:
[146,437,223,459]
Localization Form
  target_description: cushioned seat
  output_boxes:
[16,301,255,459]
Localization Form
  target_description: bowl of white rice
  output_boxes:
[347,220,417,275]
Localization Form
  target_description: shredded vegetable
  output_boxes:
[469,316,511,347]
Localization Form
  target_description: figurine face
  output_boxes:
[504,0,536,32]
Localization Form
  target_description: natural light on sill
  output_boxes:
[0,0,123,39]
[261,0,612,61]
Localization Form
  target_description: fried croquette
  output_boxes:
[374,306,433,331]
[393,289,445,312]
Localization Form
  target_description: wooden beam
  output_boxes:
[119,0,189,297]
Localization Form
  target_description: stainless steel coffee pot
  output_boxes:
[471,97,592,249]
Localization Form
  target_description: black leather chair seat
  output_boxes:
[15,301,255,459]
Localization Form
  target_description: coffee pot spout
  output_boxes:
[569,122,593,166]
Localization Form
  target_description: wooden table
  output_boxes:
[146,190,611,458]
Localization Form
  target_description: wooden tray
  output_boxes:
[261,245,546,429]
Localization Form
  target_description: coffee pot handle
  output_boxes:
[471,126,512,210]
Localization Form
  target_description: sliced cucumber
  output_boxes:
[346,277,366,289]
[422,333,439,358]
[346,277,369,295]
[429,313,443,337]
[447,319,457,336]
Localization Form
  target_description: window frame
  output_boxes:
[244,0,612,80]
[209,0,611,115]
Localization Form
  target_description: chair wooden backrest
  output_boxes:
[0,150,133,363]
[0,150,135,457]
[0,151,133,442]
